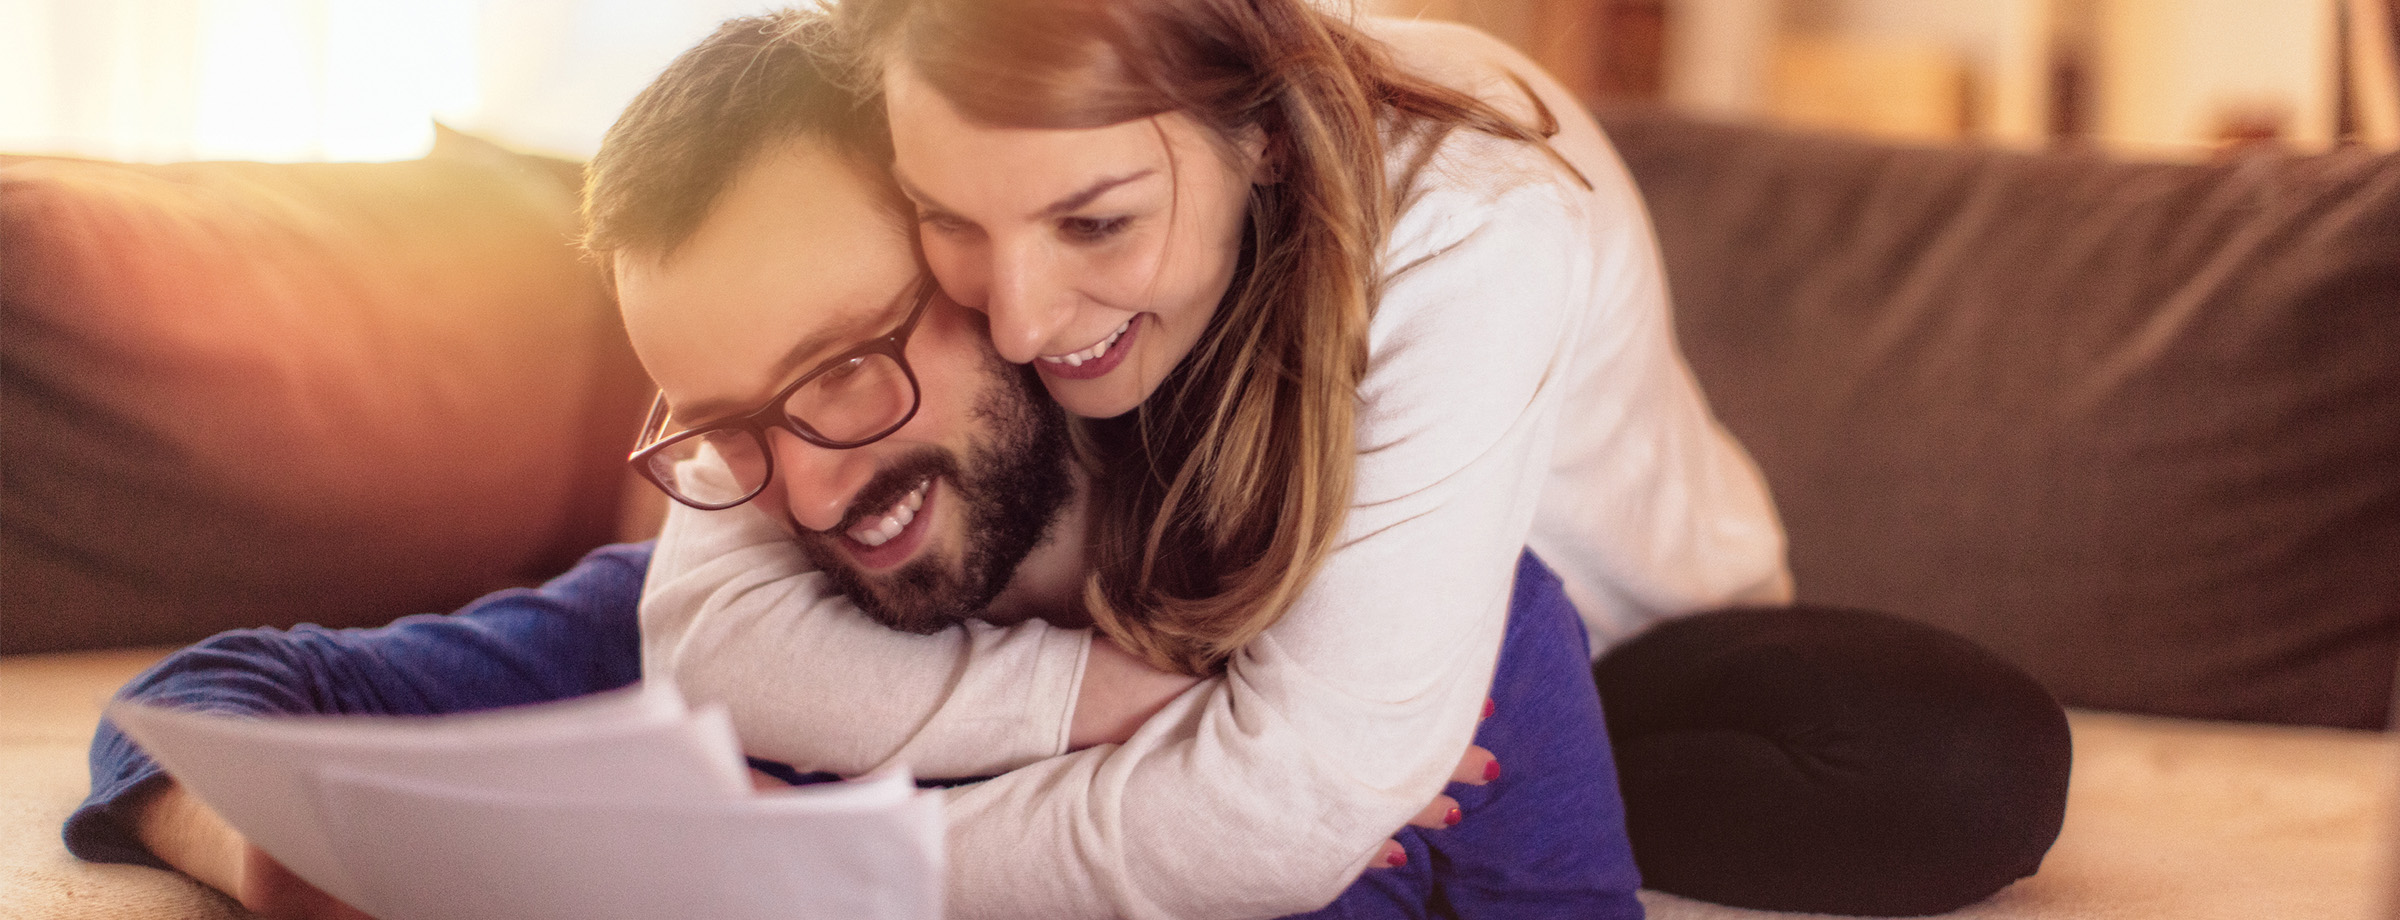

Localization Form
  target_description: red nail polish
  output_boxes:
[1444,807,1462,827]
[1483,759,1501,782]
[1386,848,1408,868]
[1482,698,1495,719]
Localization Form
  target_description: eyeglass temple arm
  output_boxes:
[631,391,674,458]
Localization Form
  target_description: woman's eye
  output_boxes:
[1059,215,1131,242]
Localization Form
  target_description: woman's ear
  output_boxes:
[1239,123,1280,186]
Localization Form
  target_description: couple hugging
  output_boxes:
[70,2,2071,918]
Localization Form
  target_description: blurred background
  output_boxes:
[1382,0,2398,157]
[1,0,2395,164]
[0,0,776,163]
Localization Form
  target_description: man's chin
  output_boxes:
[798,537,979,634]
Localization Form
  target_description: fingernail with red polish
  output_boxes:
[1482,698,1495,719]
[1484,759,1501,782]
[1386,848,1408,867]
[1444,807,1462,827]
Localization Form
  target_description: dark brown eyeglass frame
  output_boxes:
[627,280,936,511]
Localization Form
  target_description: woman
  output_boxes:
[644,2,2065,917]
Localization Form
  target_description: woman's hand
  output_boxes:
[1373,701,1500,869]
[132,780,374,920]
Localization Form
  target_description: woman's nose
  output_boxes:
[767,428,876,534]
[981,243,1073,366]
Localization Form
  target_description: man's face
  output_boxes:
[616,141,1073,631]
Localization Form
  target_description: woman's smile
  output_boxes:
[1034,315,1140,380]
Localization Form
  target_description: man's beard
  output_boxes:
[795,362,1072,633]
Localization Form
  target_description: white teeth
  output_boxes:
[846,480,928,548]
[1038,319,1131,366]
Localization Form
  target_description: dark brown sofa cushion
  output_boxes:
[1601,109,2400,728]
[1,131,651,653]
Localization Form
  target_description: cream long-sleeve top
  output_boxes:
[639,19,1791,920]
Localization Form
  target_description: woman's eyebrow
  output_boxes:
[891,168,1157,220]
[1037,170,1155,217]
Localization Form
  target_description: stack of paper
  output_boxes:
[109,683,942,920]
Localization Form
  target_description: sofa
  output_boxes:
[4,111,2396,918]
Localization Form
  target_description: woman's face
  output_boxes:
[884,60,1265,419]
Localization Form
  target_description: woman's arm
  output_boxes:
[640,496,1096,777]
[1069,634,1208,749]
[1376,19,1794,649]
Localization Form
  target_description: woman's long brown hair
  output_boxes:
[832,0,1559,675]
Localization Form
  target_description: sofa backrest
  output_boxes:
[1601,108,2400,729]
[1,131,652,653]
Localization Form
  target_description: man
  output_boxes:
[68,11,1637,919]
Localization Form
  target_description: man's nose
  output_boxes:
[769,428,877,534]
[982,241,1074,366]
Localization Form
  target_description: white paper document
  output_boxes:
[108,683,943,920]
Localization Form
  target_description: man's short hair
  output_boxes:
[582,7,892,268]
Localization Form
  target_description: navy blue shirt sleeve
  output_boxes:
[65,542,653,868]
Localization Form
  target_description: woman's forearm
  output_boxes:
[1067,635,1206,749]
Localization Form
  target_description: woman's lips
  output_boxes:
[1035,314,1140,381]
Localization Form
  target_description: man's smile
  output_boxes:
[839,476,940,571]
[847,476,929,547]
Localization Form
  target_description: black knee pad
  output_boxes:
[1593,606,2071,916]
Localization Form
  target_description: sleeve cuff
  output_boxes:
[1043,627,1095,758]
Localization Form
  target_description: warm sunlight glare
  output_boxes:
[3,0,480,163]
[193,0,480,161]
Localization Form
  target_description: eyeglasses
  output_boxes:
[628,281,936,511]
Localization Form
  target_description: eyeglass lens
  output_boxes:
[643,431,769,507]
[793,352,915,443]
[642,350,915,508]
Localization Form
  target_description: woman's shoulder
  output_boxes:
[1363,17,1640,249]
[1363,18,1546,126]
[1377,126,1624,306]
